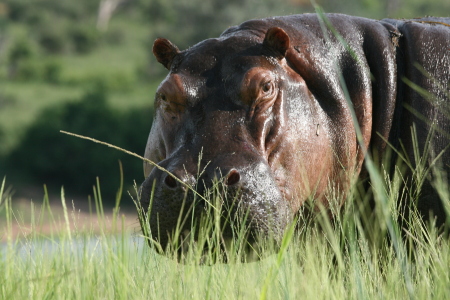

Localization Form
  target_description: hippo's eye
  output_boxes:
[261,81,274,95]
[241,68,277,107]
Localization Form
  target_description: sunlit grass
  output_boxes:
[1,164,450,299]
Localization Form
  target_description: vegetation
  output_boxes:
[3,84,151,198]
[1,152,450,299]
[0,1,449,298]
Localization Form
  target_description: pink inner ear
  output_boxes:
[264,27,290,58]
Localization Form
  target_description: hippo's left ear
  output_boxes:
[263,27,290,59]
[153,38,180,70]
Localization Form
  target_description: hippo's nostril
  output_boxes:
[225,169,240,186]
[164,174,178,188]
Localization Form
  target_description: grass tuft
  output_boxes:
[1,168,450,298]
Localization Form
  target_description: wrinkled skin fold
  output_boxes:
[139,13,450,254]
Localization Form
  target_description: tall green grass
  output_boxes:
[1,163,450,299]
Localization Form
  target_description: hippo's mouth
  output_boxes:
[137,208,273,264]
[137,177,287,263]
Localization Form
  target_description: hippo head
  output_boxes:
[139,25,361,256]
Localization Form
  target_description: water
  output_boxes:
[1,234,147,260]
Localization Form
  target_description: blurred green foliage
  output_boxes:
[0,0,447,203]
[38,27,67,54]
[69,25,100,54]
[4,84,151,199]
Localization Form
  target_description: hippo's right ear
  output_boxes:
[263,27,290,59]
[153,38,180,70]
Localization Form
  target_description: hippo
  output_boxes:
[139,13,450,254]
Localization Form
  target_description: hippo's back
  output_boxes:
[382,17,450,222]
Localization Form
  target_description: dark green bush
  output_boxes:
[5,1,28,22]
[22,8,53,27]
[12,60,41,81]
[5,84,153,203]
[69,25,99,54]
[43,60,63,84]
[38,27,67,54]
[8,38,34,63]
[7,38,36,80]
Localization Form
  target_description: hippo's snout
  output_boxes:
[140,163,243,208]
[139,159,292,255]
